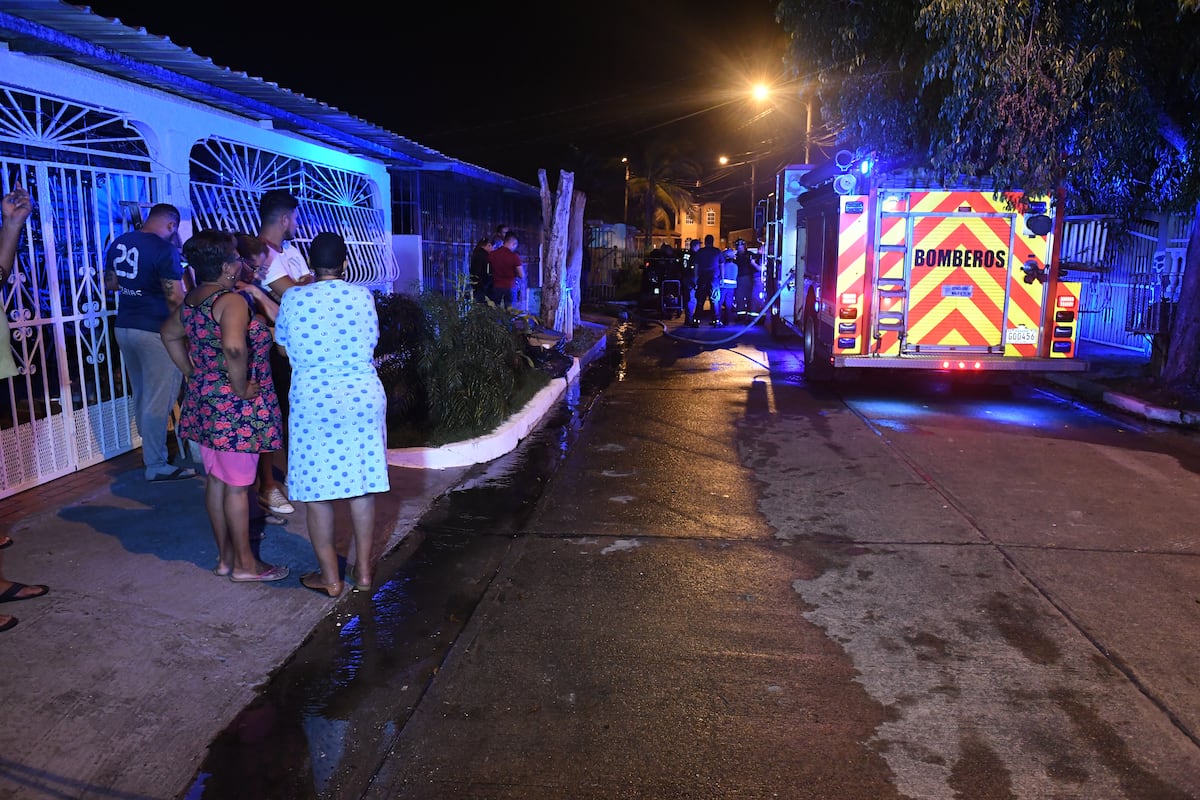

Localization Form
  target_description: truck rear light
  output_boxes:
[837,337,857,349]
[1053,325,1073,338]
[838,322,857,334]
[1052,341,1072,353]
[841,292,857,305]
[1055,310,1075,322]
[1057,296,1077,309]
[838,307,857,320]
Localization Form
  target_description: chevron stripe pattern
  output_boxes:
[834,196,869,354]
[906,213,1011,348]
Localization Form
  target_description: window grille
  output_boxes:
[189,138,396,288]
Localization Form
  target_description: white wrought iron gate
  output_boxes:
[1,88,161,498]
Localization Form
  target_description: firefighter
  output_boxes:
[693,234,723,326]
[718,245,738,324]
[682,238,700,326]
[732,238,761,320]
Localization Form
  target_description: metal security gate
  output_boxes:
[1063,213,1191,354]
[584,225,624,302]
[1,87,161,497]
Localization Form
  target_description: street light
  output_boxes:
[719,154,757,228]
[621,157,630,226]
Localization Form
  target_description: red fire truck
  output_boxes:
[763,153,1087,379]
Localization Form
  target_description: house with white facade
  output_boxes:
[0,3,540,497]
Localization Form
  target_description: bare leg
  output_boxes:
[257,451,284,498]
[224,482,261,576]
[304,499,340,585]
[348,494,376,587]
[205,474,233,574]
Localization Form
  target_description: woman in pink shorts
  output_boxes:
[161,229,289,582]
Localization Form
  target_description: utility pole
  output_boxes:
[622,157,630,226]
[750,159,757,225]
[804,100,812,163]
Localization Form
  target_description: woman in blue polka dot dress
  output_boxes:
[274,232,389,597]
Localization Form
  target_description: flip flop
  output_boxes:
[229,564,289,583]
[0,582,49,603]
[0,536,12,550]
[0,615,16,632]
[148,467,196,482]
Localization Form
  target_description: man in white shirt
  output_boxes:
[254,189,311,516]
[258,189,312,300]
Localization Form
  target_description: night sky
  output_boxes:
[70,1,792,225]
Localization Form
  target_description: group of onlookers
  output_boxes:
[0,183,391,632]
[154,190,388,595]
[469,223,525,307]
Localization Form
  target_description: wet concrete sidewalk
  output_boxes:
[0,450,472,799]
[0,325,1185,800]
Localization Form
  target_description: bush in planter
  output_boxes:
[374,278,551,447]
[373,290,427,430]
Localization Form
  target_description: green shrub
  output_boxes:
[374,276,551,448]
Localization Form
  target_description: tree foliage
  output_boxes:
[776,0,1200,214]
[627,137,701,248]
[776,0,1200,388]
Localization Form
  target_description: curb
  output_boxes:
[1041,373,1200,428]
[1101,389,1200,427]
[386,322,610,470]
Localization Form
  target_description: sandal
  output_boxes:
[0,582,49,603]
[0,615,16,632]
[0,536,12,550]
[300,572,344,598]
[229,564,289,583]
[148,466,196,482]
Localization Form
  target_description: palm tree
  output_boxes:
[627,138,701,252]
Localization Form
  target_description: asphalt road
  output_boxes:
[191,319,1200,799]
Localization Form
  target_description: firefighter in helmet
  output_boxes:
[718,245,738,324]
[733,238,762,320]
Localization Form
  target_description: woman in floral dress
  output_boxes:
[161,229,289,582]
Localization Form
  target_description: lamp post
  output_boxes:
[804,99,812,163]
[621,157,630,226]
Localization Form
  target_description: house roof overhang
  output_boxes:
[0,2,537,196]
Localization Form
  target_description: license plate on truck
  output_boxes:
[1006,326,1038,345]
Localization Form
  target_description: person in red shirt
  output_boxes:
[487,232,525,308]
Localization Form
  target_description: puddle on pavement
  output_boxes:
[181,322,633,800]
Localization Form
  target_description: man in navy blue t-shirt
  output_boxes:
[104,203,194,481]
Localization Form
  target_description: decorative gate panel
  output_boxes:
[189,138,396,290]
[1,86,158,498]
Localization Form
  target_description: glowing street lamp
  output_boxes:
[719,154,757,227]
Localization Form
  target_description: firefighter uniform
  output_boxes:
[718,249,738,324]
[693,234,724,326]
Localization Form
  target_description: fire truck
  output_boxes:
[763,152,1087,379]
